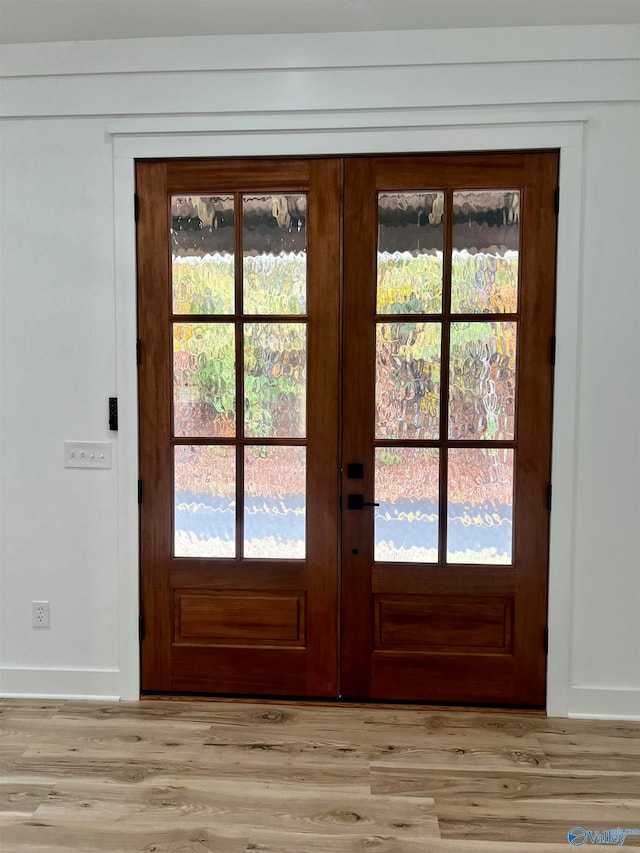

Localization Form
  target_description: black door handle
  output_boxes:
[347,494,380,510]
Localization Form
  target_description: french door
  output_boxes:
[137,152,558,705]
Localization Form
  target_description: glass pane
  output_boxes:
[448,448,514,564]
[174,445,235,558]
[377,192,444,314]
[243,194,307,314]
[171,195,234,314]
[173,323,236,438]
[375,448,439,563]
[452,190,520,314]
[449,321,517,440]
[376,322,441,440]
[244,323,306,438]
[244,446,306,559]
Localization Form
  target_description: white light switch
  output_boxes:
[64,441,112,469]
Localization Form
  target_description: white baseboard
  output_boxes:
[2,667,639,719]
[568,685,640,721]
[0,666,122,700]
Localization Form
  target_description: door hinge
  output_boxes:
[108,397,118,431]
[554,186,560,215]
[136,339,141,366]
[134,193,140,222]
[547,483,552,512]
[550,336,556,366]
[139,616,145,642]
[138,479,143,504]
[543,625,549,654]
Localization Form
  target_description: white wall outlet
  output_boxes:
[32,601,50,628]
[64,441,112,469]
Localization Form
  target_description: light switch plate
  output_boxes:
[64,441,112,469]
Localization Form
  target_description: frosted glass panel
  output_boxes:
[452,191,520,314]
[244,446,306,559]
[244,323,306,438]
[174,445,235,558]
[447,448,514,564]
[171,195,234,315]
[173,323,236,438]
[375,448,439,563]
[377,192,444,314]
[243,194,307,315]
[449,321,517,440]
[376,322,441,440]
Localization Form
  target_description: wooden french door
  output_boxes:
[341,154,557,705]
[137,151,558,705]
[137,159,341,696]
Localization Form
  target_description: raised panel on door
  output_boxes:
[341,152,558,706]
[137,158,341,696]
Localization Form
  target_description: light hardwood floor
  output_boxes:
[1,698,639,852]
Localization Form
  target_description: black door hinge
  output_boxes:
[136,339,141,366]
[108,397,118,431]
[547,483,552,512]
[134,193,140,222]
[138,479,143,504]
[550,336,556,366]
[554,186,560,215]
[543,625,549,654]
[139,616,145,642]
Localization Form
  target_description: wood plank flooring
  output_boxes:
[1,698,639,852]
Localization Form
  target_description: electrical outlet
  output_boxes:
[32,601,50,628]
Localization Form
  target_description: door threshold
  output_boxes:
[140,692,546,715]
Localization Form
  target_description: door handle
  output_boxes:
[347,494,379,510]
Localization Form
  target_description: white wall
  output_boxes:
[1,25,639,716]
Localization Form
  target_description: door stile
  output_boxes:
[137,161,173,690]
[305,159,342,696]
[341,158,377,699]
[512,152,559,705]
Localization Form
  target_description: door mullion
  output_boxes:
[340,158,377,699]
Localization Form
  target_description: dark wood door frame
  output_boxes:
[137,151,558,706]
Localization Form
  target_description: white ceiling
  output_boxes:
[1,0,639,44]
